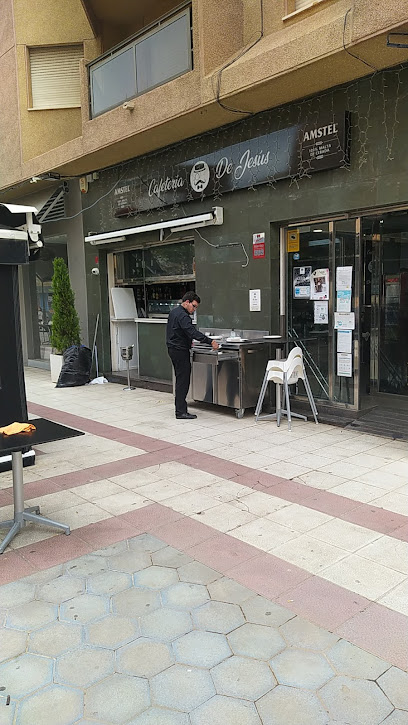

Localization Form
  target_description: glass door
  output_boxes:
[361,212,408,397]
[285,219,359,407]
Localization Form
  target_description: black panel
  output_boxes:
[0,239,28,265]
[0,266,28,426]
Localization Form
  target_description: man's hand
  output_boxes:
[211,340,219,350]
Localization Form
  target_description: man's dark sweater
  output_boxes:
[166,305,212,350]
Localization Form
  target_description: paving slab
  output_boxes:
[0,532,407,725]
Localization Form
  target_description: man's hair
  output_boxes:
[182,292,200,304]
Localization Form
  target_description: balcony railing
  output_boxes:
[89,6,192,118]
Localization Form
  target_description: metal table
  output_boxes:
[0,418,84,554]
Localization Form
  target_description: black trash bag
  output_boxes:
[56,345,92,388]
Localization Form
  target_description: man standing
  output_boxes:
[166,292,219,419]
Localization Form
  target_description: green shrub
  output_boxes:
[50,257,81,354]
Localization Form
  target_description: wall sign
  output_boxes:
[252,233,266,259]
[112,114,350,217]
[249,289,261,311]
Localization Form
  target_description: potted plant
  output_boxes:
[49,257,81,382]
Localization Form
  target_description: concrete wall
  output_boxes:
[0,0,21,186]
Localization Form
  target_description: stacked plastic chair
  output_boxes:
[255,347,318,431]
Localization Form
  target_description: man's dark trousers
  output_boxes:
[168,347,191,416]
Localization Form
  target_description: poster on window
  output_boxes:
[336,289,352,312]
[311,268,329,300]
[337,353,353,377]
[293,266,312,299]
[314,301,329,324]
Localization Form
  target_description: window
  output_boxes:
[29,45,83,109]
[284,0,328,17]
[89,8,192,118]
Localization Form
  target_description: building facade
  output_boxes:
[1,0,408,420]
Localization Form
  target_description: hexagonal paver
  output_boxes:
[279,616,338,650]
[6,600,57,631]
[177,562,221,585]
[16,684,83,725]
[128,534,167,554]
[256,686,328,725]
[128,708,189,724]
[112,587,161,617]
[133,566,178,590]
[87,570,132,596]
[56,646,114,687]
[212,656,276,700]
[108,551,152,574]
[241,596,294,627]
[381,712,408,725]
[0,580,35,609]
[152,546,193,568]
[86,615,140,649]
[37,576,85,604]
[326,639,389,680]
[193,601,245,634]
[29,621,83,657]
[377,667,408,710]
[228,623,285,660]
[173,630,231,668]
[208,577,254,605]
[162,582,209,610]
[270,648,334,689]
[60,594,109,624]
[0,629,27,663]
[141,608,192,642]
[0,653,53,698]
[117,638,174,678]
[191,695,261,725]
[65,555,108,578]
[0,695,15,725]
[85,673,149,723]
[151,664,215,712]
[320,676,393,725]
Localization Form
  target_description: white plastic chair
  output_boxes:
[255,347,318,430]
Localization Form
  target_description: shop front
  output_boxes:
[82,63,408,422]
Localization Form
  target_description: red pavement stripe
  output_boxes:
[5,502,407,670]
[25,401,408,539]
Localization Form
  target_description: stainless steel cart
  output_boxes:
[190,339,270,418]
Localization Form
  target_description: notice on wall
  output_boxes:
[249,289,261,311]
[334,312,355,330]
[311,268,329,300]
[336,266,353,291]
[252,233,266,259]
[337,329,353,354]
[337,353,353,377]
[314,301,329,324]
[293,266,311,299]
[287,229,300,253]
[336,289,352,313]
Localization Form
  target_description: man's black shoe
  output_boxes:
[176,412,197,419]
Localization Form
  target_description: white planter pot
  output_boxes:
[50,353,63,383]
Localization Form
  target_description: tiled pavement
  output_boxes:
[0,368,407,724]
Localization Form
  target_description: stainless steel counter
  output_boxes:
[190,336,270,418]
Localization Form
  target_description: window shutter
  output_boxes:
[295,0,313,10]
[30,46,83,109]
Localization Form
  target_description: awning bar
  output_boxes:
[85,207,223,245]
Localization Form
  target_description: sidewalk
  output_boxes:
[0,368,407,724]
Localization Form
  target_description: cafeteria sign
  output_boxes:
[113,114,350,217]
